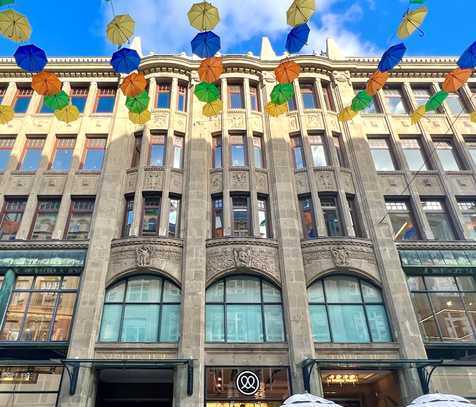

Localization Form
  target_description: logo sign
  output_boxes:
[235,370,260,396]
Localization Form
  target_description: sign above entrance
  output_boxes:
[235,370,260,396]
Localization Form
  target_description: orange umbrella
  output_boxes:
[275,60,301,84]
[442,68,473,93]
[366,71,389,96]
[198,57,223,83]
[121,72,147,97]
[32,71,61,96]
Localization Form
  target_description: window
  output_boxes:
[320,195,343,237]
[230,134,247,167]
[288,94,297,111]
[466,138,476,165]
[408,276,476,342]
[168,196,181,237]
[122,196,134,237]
[457,200,476,240]
[383,88,408,114]
[0,137,14,171]
[205,276,285,343]
[12,88,32,113]
[333,133,347,167]
[433,139,461,171]
[413,87,440,113]
[82,137,106,171]
[308,276,392,343]
[368,137,397,171]
[156,82,171,109]
[258,196,270,238]
[250,85,260,111]
[400,138,428,171]
[354,85,380,113]
[141,195,161,236]
[131,132,142,168]
[0,87,5,104]
[309,134,328,167]
[231,195,250,237]
[212,135,222,169]
[30,199,60,240]
[177,83,187,112]
[300,83,318,109]
[385,200,419,241]
[149,133,166,167]
[0,275,79,342]
[95,87,116,113]
[299,195,317,239]
[99,275,181,343]
[70,87,89,113]
[253,134,264,169]
[347,195,362,237]
[446,92,468,115]
[51,137,75,171]
[39,97,54,114]
[65,198,95,240]
[228,84,244,109]
[172,134,184,169]
[20,137,44,171]
[322,83,335,111]
[212,195,224,238]
[422,199,456,240]
[0,198,27,240]
[290,135,305,169]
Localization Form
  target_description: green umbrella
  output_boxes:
[194,82,219,103]
[351,90,373,112]
[425,91,448,112]
[409,0,425,3]
[0,0,14,6]
[270,83,294,105]
[126,90,150,113]
[45,91,69,111]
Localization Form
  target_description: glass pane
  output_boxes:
[157,92,171,108]
[0,292,28,340]
[309,304,331,342]
[21,292,57,341]
[125,277,162,303]
[311,144,327,166]
[14,97,31,113]
[370,149,395,171]
[462,293,476,331]
[437,149,460,171]
[231,145,246,166]
[168,198,180,237]
[99,304,122,342]
[366,305,392,342]
[324,277,362,303]
[52,149,73,171]
[177,93,186,111]
[446,94,466,114]
[15,276,33,289]
[293,147,305,169]
[105,282,126,302]
[427,213,455,240]
[35,276,61,290]
[403,148,427,171]
[0,212,23,240]
[71,96,86,113]
[457,276,476,291]
[173,145,183,169]
[121,304,159,342]
[328,304,370,343]
[150,144,165,166]
[389,212,418,241]
[160,304,180,342]
[226,277,260,303]
[226,304,263,342]
[308,281,325,302]
[21,149,42,171]
[31,213,58,240]
[361,282,383,302]
[262,281,281,303]
[264,304,285,342]
[163,281,181,303]
[213,144,222,168]
[83,149,104,171]
[205,304,224,342]
[407,276,425,291]
[0,149,11,170]
[51,293,76,341]
[411,293,440,341]
[206,281,224,302]
[254,146,263,169]
[302,92,317,109]
[142,207,159,234]
[323,208,342,237]
[462,214,476,240]
[62,276,80,289]
[96,96,115,113]
[230,92,244,109]
[425,277,458,291]
[66,213,92,240]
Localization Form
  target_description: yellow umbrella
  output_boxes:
[471,111,476,124]
[287,0,316,27]
[129,110,151,125]
[338,106,357,122]
[0,105,13,124]
[203,99,223,117]
[188,2,220,31]
[265,101,288,117]
[411,105,426,124]
[397,6,428,40]
[55,105,80,124]
[0,10,31,42]
[107,14,135,45]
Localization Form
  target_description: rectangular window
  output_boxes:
[95,87,116,113]
[383,88,408,114]
[368,137,396,171]
[230,134,247,167]
[141,195,161,236]
[122,196,134,237]
[413,87,438,113]
[309,134,328,167]
[322,83,335,111]
[20,137,44,172]
[385,200,419,241]
[300,83,318,109]
[288,95,297,111]
[333,133,347,167]
[82,137,106,171]
[354,85,380,113]
[51,137,75,171]
[458,200,476,240]
[39,97,54,114]
[228,84,244,109]
[466,138,476,165]
[0,87,5,104]
[320,195,343,236]
[212,195,224,238]
[250,85,260,111]
[446,92,468,115]
[168,196,181,237]
[231,195,251,237]
[400,138,428,171]
[65,198,95,240]
[253,134,264,169]
[290,135,305,169]
[347,196,362,237]
[156,82,171,109]
[12,88,32,113]
[172,134,184,169]
[177,83,187,112]
[258,196,270,238]
[70,87,89,113]
[433,139,461,171]
[212,135,222,169]
[149,133,166,167]
[0,137,15,171]
[422,199,456,241]
[299,195,317,239]
[0,198,27,240]
[30,199,61,240]
[131,132,142,168]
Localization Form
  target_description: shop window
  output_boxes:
[141,195,161,236]
[95,87,116,113]
[122,195,134,237]
[300,83,318,109]
[322,82,335,111]
[400,137,429,171]
[258,195,271,238]
[230,133,247,167]
[82,137,106,171]
[51,137,75,171]
[446,92,468,114]
[20,137,44,172]
[30,198,61,240]
[99,275,181,343]
[383,87,408,114]
[231,195,251,237]
[308,275,392,343]
[347,195,362,237]
[433,138,462,171]
[466,137,476,165]
[212,134,222,169]
[131,132,142,168]
[299,195,317,239]
[0,275,79,342]
[0,137,15,171]
[253,134,265,169]
[333,133,347,167]
[385,199,419,241]
[149,133,166,167]
[12,88,32,113]
[172,134,184,169]
[70,86,89,113]
[320,195,343,237]
[290,134,305,169]
[367,137,397,171]
[353,84,381,113]
[212,195,224,238]
[413,87,442,114]
[65,198,95,240]
[228,84,244,109]
[0,198,27,241]
[177,83,187,112]
[309,133,328,167]
[156,82,171,109]
[458,199,476,240]
[422,199,456,241]
[407,275,476,342]
[168,195,181,238]
[250,84,260,111]
[205,275,285,343]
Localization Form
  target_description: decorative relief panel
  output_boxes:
[250,113,263,132]
[55,119,81,134]
[414,174,443,195]
[25,116,53,133]
[7,174,34,194]
[287,113,299,132]
[72,173,99,195]
[315,170,336,191]
[255,171,268,194]
[0,118,22,134]
[174,112,187,133]
[340,170,355,194]
[170,171,183,194]
[391,117,420,134]
[295,171,309,194]
[455,118,476,134]
[40,175,67,195]
[150,112,169,129]
[210,171,223,193]
[326,113,339,133]
[363,117,388,134]
[143,168,164,190]
[86,117,112,133]
[421,117,448,134]
[228,112,246,130]
[207,117,222,133]
[230,170,249,190]
[125,170,138,194]
[378,174,406,195]
[305,113,324,130]
[448,174,476,195]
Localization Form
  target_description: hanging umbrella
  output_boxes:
[425,91,448,112]
[408,393,474,407]
[366,71,389,96]
[282,393,344,407]
[198,57,223,83]
[188,1,220,31]
[129,109,151,125]
[442,68,473,93]
[0,105,13,124]
[271,83,294,105]
[194,82,220,103]
[14,44,47,73]
[397,6,428,40]
[106,14,135,45]
[0,9,31,42]
[111,47,141,74]
[457,41,476,70]
[286,23,310,54]
[121,72,147,97]
[54,105,80,124]
[378,43,407,72]
[287,0,316,27]
[126,90,150,113]
[191,31,221,58]
[411,105,426,124]
[471,111,476,123]
[0,1,15,6]
[275,60,301,84]
[338,106,358,122]
[351,90,373,112]
[265,101,288,117]
[32,71,61,96]
[203,99,223,117]
[410,0,425,3]
[45,90,69,111]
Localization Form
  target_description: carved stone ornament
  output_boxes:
[331,247,351,267]
[136,246,152,267]
[233,248,252,268]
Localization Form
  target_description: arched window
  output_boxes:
[206,275,285,343]
[99,275,181,343]
[308,275,392,343]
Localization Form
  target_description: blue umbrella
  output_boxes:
[286,23,310,54]
[111,48,141,74]
[14,44,47,73]
[377,43,407,72]
[457,41,476,69]
[191,31,221,58]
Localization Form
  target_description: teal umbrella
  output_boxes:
[351,90,373,112]
[270,83,294,105]
[425,91,448,112]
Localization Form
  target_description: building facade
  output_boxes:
[0,38,475,407]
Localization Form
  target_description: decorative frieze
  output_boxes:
[143,168,164,190]
[72,173,99,195]
[125,169,138,194]
[315,170,336,191]
[210,171,223,193]
[150,112,169,129]
[230,170,249,190]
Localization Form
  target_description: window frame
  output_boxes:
[0,137,15,171]
[227,83,245,109]
[319,194,343,237]
[29,198,61,240]
[385,199,420,241]
[172,133,184,169]
[212,134,222,169]
[19,137,45,172]
[367,136,398,171]
[309,133,329,167]
[64,197,95,240]
[400,137,430,171]
[421,198,457,241]
[50,137,76,171]
[156,81,171,109]
[81,136,107,172]
[231,194,251,238]
[94,87,117,114]
[253,133,265,169]
[457,199,476,240]
[300,82,318,110]
[229,133,248,167]
[168,195,181,238]
[212,194,224,238]
[122,195,135,237]
[70,86,89,113]
[12,88,33,114]
[177,82,188,112]
[249,84,260,112]
[0,198,27,241]
[433,138,463,171]
[290,134,305,170]
[131,132,143,168]
[299,195,318,240]
[149,132,167,167]
[383,87,408,114]
[257,195,271,239]
[322,82,335,111]
[140,194,161,237]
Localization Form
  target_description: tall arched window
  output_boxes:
[99,275,181,343]
[308,275,392,343]
[206,275,285,343]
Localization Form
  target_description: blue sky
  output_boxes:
[0,0,474,58]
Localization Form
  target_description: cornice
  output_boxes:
[396,241,476,251]
[301,237,374,250]
[111,237,183,249]
[0,240,89,250]
[206,237,279,248]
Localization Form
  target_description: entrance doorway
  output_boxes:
[95,368,174,407]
